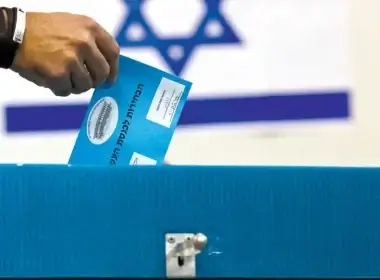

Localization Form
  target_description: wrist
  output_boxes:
[0,7,26,69]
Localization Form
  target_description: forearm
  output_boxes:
[0,7,25,69]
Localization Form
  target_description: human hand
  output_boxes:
[11,12,120,96]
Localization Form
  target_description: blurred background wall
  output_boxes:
[0,0,379,166]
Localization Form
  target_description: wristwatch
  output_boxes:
[0,7,26,69]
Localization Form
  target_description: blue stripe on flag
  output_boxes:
[5,90,349,133]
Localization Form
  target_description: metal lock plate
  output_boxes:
[165,233,207,278]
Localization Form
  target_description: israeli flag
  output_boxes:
[0,0,349,163]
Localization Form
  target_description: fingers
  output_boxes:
[19,70,47,88]
[35,68,72,97]
[53,43,104,96]
[92,23,120,83]
[70,60,93,94]
[83,40,110,87]
[19,68,72,97]
[52,89,71,97]
[18,14,120,97]
[48,43,109,97]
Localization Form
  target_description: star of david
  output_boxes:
[116,0,242,75]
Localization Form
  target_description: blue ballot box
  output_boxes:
[0,164,380,277]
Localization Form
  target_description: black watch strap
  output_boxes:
[0,7,26,69]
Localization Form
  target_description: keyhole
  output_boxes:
[177,256,185,267]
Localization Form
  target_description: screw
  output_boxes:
[167,236,175,244]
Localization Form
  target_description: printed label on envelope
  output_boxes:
[69,55,192,166]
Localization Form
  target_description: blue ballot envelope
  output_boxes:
[0,165,380,277]
[69,55,192,166]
